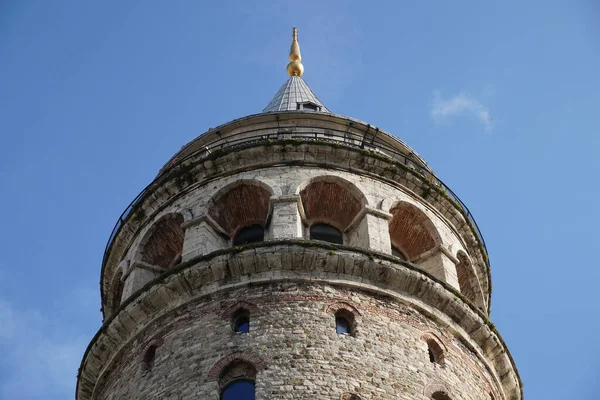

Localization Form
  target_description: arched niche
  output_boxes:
[388,200,441,260]
[139,213,185,269]
[456,250,486,311]
[207,180,274,240]
[297,176,369,246]
[297,176,367,232]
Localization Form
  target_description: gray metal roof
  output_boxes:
[262,76,330,113]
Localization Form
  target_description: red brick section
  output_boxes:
[325,301,362,317]
[300,181,361,230]
[209,185,271,237]
[456,251,477,304]
[141,215,184,268]
[221,301,259,320]
[388,203,437,259]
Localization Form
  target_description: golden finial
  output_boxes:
[287,27,304,77]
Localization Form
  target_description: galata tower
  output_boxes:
[77,28,522,400]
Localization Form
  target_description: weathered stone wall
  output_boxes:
[81,113,521,400]
[96,283,501,400]
[100,139,492,317]
[113,166,482,312]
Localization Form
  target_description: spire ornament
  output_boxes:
[287,27,304,77]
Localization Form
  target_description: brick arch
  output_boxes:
[456,250,484,310]
[325,301,362,317]
[208,180,274,238]
[297,176,367,231]
[206,352,266,387]
[221,301,259,320]
[341,393,362,400]
[421,332,447,365]
[388,200,441,260]
[138,213,185,269]
[424,383,452,398]
[107,268,124,315]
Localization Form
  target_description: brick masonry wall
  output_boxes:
[96,282,500,400]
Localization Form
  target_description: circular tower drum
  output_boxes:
[77,29,522,400]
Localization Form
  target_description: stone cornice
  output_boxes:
[82,241,520,400]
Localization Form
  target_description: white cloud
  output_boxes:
[431,91,492,130]
[0,298,91,400]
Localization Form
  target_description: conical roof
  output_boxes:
[262,75,330,113]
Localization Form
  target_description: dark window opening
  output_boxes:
[392,246,407,261]
[232,309,250,333]
[336,316,351,334]
[426,338,445,365]
[310,223,343,244]
[335,309,355,335]
[233,225,264,246]
[432,391,452,400]
[221,379,255,400]
[141,344,158,373]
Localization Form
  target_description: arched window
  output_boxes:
[221,379,255,400]
[431,391,452,400]
[208,182,272,244]
[423,333,445,366]
[232,308,250,334]
[335,309,355,335]
[427,339,445,365]
[233,224,264,246]
[218,360,257,400]
[140,343,159,373]
[310,223,343,244]
[299,178,365,243]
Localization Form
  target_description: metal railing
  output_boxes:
[102,125,488,271]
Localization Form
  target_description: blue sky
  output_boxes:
[1,1,599,399]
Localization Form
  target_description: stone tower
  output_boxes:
[77,29,522,400]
